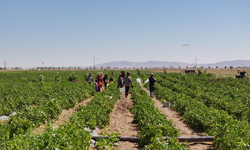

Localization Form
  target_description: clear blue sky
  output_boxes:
[0,0,249,68]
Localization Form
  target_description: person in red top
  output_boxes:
[97,74,103,92]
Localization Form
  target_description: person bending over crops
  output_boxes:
[103,74,109,88]
[88,73,93,84]
[149,73,157,98]
[109,75,114,83]
[97,74,103,92]
[117,73,123,88]
[123,72,133,98]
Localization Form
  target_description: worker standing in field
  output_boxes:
[121,70,125,79]
[97,74,103,92]
[88,73,93,84]
[94,76,99,92]
[123,72,133,98]
[117,73,123,88]
[103,74,109,88]
[149,73,157,98]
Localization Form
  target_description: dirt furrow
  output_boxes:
[100,94,140,150]
[141,86,215,150]
[33,97,93,134]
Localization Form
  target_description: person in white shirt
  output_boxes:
[123,72,133,98]
[88,73,93,84]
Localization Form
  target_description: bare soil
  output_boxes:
[33,97,93,134]
[141,86,215,150]
[98,94,140,150]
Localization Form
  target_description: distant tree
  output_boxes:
[216,66,218,68]
[224,66,227,69]
[179,66,181,69]
[0,67,2,70]
[145,67,148,69]
[208,66,211,69]
[230,66,233,69]
[78,67,80,69]
[101,66,103,69]
[200,66,203,69]
[170,66,173,69]
[186,66,188,69]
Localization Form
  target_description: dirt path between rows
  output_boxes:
[141,86,215,150]
[98,94,140,150]
[33,97,93,134]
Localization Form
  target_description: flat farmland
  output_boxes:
[1,70,250,149]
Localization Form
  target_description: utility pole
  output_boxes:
[93,57,95,69]
[4,61,6,69]
[195,57,197,68]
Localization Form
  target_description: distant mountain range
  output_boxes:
[94,60,250,68]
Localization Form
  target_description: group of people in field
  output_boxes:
[87,73,114,92]
[87,71,157,98]
[117,71,133,98]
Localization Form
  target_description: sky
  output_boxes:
[0,0,250,68]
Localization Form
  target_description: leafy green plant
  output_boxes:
[96,128,121,150]
[38,74,44,81]
[151,73,250,149]
[68,72,77,82]
[130,82,187,149]
[54,72,61,82]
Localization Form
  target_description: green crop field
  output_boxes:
[0,70,250,149]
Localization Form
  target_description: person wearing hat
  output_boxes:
[149,73,157,98]
[103,73,109,88]
[123,72,133,98]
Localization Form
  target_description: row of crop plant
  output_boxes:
[146,81,250,149]
[157,73,250,122]
[1,81,120,149]
[0,76,95,146]
[0,72,99,116]
[130,82,188,149]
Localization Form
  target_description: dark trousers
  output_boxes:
[150,85,155,96]
[125,86,130,98]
